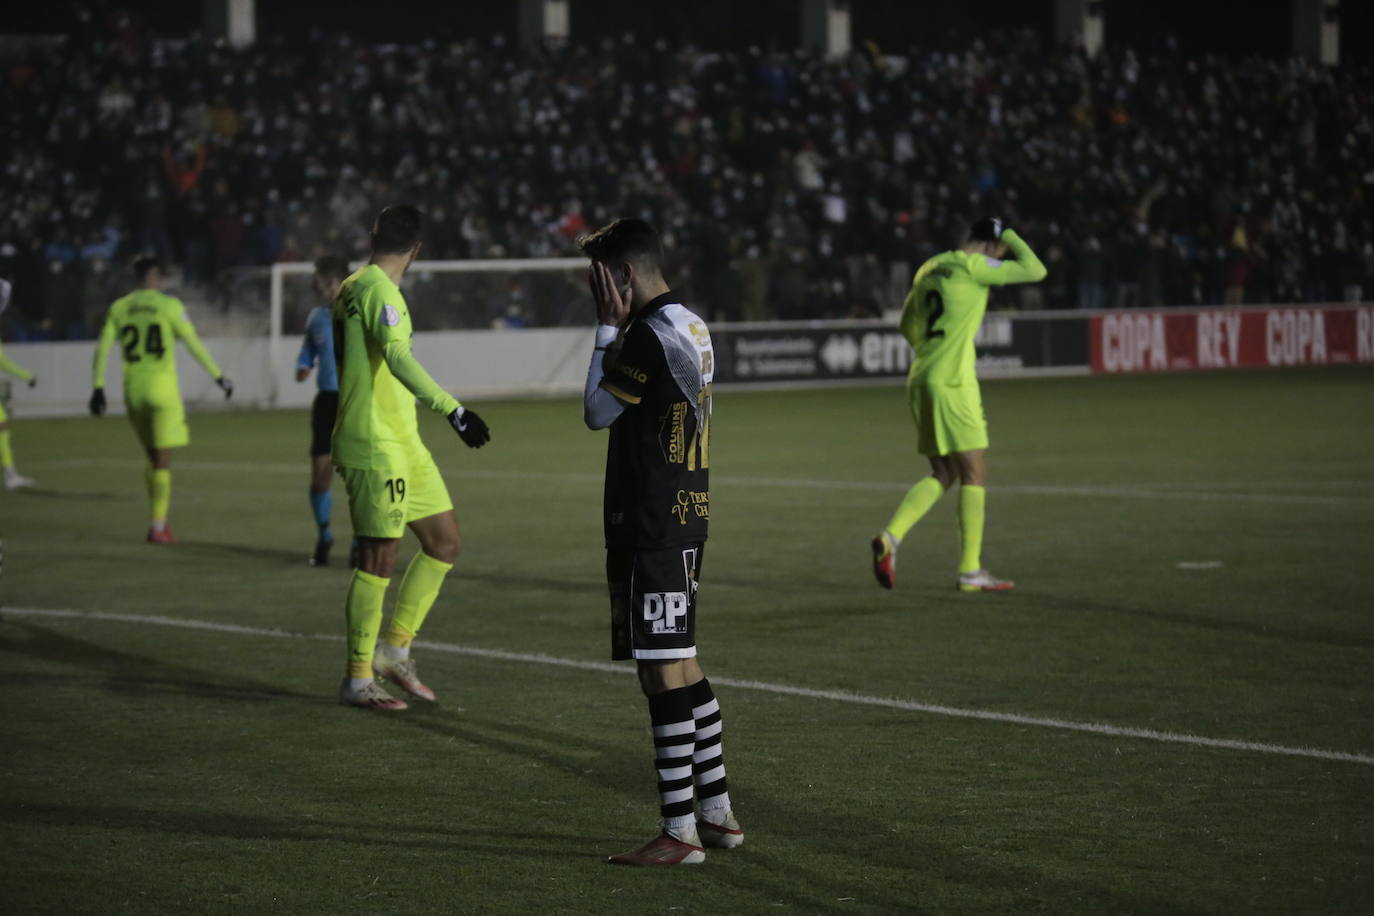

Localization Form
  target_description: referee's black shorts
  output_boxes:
[309,390,339,457]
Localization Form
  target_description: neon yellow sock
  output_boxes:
[148,469,172,523]
[385,552,453,649]
[885,477,945,543]
[958,485,986,574]
[0,430,13,468]
[345,569,390,679]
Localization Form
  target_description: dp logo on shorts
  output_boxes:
[642,592,689,634]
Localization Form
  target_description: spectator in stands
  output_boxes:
[1,17,1371,334]
[1076,237,1106,309]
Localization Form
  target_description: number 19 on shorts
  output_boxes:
[385,478,406,503]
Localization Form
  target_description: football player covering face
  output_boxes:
[580,217,744,865]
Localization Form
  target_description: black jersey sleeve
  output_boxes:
[600,320,663,405]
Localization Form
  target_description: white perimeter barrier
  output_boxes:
[3,328,594,418]
[5,305,1370,419]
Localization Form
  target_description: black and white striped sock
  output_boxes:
[648,687,698,833]
[687,678,731,818]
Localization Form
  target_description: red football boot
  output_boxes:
[871,533,897,589]
[147,525,176,545]
[607,831,706,866]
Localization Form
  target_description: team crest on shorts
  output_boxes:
[388,508,403,525]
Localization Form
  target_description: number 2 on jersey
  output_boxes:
[923,291,946,339]
[120,324,167,362]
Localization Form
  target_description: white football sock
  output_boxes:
[664,815,698,841]
[700,800,733,824]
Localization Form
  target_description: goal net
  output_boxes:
[263,257,589,407]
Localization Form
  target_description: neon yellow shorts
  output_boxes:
[338,447,453,539]
[125,392,189,449]
[909,379,989,457]
[0,400,8,424]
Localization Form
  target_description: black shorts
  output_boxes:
[606,542,703,661]
[310,391,339,457]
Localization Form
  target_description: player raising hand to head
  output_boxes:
[873,218,1046,592]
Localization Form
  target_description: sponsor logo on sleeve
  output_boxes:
[382,304,400,326]
[617,362,648,384]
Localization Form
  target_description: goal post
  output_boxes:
[267,257,588,406]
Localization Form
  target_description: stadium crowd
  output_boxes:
[3,12,1373,335]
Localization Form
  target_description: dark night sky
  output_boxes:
[3,1,1371,63]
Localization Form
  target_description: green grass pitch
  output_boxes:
[2,367,1371,914]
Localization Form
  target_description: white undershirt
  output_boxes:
[583,324,626,430]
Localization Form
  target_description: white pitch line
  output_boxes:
[5,606,1372,768]
[49,459,1372,506]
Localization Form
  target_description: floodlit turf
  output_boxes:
[2,366,1372,913]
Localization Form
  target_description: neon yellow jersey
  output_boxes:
[331,264,460,470]
[92,289,222,396]
[0,339,34,383]
[899,229,1046,387]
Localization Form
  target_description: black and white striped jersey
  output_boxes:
[600,291,715,550]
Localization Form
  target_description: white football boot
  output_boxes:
[697,809,744,849]
[3,467,35,490]
[338,677,408,711]
[373,652,437,702]
[958,569,1015,592]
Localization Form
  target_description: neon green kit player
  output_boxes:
[90,255,233,543]
[0,278,38,491]
[333,205,491,711]
[872,218,1046,592]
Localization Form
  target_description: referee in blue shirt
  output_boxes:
[295,255,350,566]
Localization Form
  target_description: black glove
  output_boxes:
[89,388,106,416]
[448,407,490,448]
[216,377,234,400]
[27,377,36,388]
